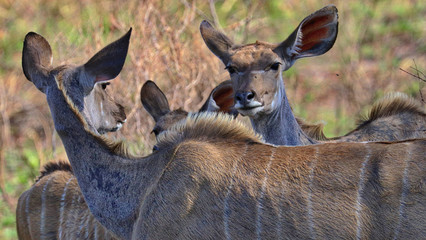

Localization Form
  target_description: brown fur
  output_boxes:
[128,113,426,239]
[296,117,328,141]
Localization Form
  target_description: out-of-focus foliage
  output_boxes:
[0,0,424,238]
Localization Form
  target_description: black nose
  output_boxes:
[235,91,255,106]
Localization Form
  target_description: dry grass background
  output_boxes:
[0,0,424,238]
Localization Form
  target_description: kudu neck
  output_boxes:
[251,82,317,146]
[45,85,162,239]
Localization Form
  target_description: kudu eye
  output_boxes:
[101,82,110,90]
[151,127,160,136]
[225,65,238,75]
[269,62,281,71]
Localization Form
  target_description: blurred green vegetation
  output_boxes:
[0,0,425,239]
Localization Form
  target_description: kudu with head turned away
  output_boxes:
[21,27,426,239]
[200,5,426,145]
[16,30,128,240]
[16,78,235,240]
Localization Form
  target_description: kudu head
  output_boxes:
[141,80,237,138]
[200,5,338,118]
[22,30,131,134]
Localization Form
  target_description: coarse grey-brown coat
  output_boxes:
[22,27,426,240]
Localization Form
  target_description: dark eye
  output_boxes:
[225,65,238,75]
[270,62,281,71]
[101,82,110,90]
[151,127,160,136]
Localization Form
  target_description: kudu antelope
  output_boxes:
[140,79,237,139]
[200,5,426,145]
[16,78,235,240]
[22,27,426,239]
[16,30,128,240]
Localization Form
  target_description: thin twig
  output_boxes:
[399,59,425,103]
[209,0,222,31]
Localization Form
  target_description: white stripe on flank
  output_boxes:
[40,175,55,240]
[277,179,289,240]
[84,214,91,239]
[78,212,86,237]
[58,176,74,239]
[25,189,32,238]
[393,143,411,240]
[94,223,98,240]
[306,147,319,239]
[223,143,248,240]
[355,145,372,240]
[256,148,276,240]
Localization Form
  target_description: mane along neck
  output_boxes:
[156,112,262,149]
[357,92,426,126]
[35,161,73,183]
[48,75,165,239]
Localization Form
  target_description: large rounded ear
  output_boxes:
[200,20,234,65]
[140,80,171,122]
[22,32,53,93]
[199,80,238,118]
[83,28,132,86]
[273,5,338,70]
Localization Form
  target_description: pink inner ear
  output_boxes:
[95,75,112,83]
[300,14,335,52]
[301,14,334,35]
[301,28,329,51]
[213,87,234,113]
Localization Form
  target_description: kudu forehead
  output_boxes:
[229,44,279,71]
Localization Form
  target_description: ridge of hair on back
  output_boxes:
[296,117,328,141]
[156,112,262,148]
[35,161,73,183]
[357,92,425,126]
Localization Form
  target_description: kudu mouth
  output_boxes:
[235,102,264,117]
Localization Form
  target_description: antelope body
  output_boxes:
[16,162,119,240]
[21,27,426,240]
[200,5,426,145]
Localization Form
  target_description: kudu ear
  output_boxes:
[200,20,234,64]
[22,32,53,92]
[273,5,338,70]
[140,80,171,122]
[83,28,132,85]
[199,80,238,118]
